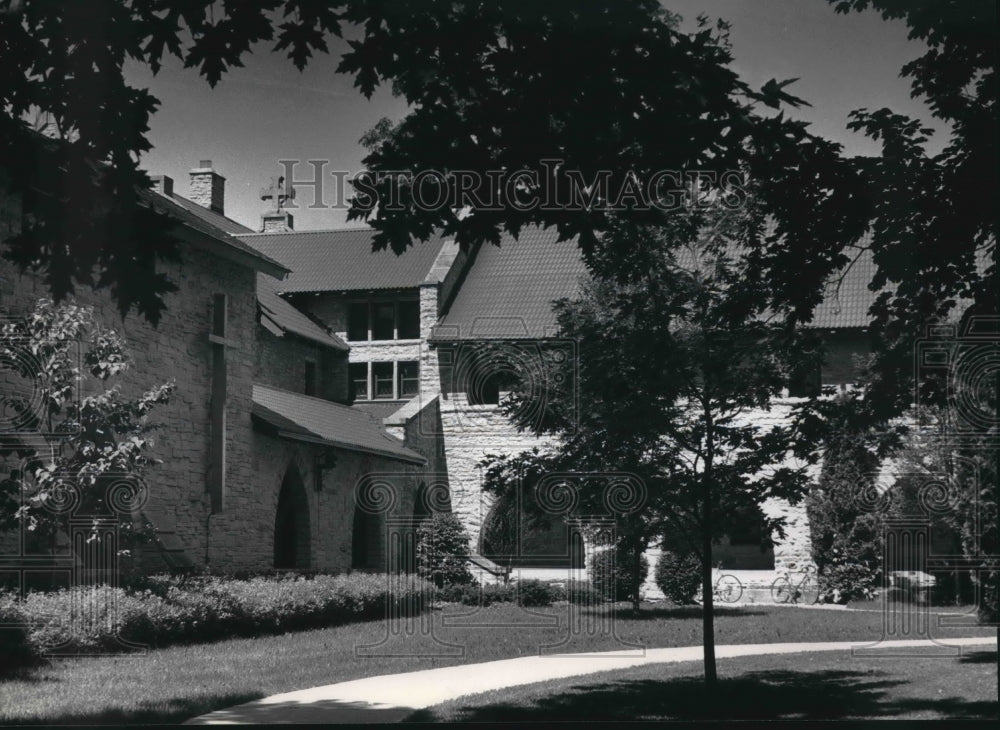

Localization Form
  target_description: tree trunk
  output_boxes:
[702,453,717,685]
[632,537,642,616]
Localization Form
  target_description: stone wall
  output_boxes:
[436,392,558,551]
[0,241,260,571]
[250,432,423,573]
[255,327,349,403]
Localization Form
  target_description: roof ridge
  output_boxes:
[235,226,378,237]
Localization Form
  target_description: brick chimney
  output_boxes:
[150,175,173,197]
[189,160,225,214]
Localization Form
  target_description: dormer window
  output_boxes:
[346,299,421,341]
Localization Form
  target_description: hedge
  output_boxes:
[1,572,433,663]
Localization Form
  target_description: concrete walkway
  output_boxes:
[185,636,997,724]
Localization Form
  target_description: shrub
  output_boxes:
[654,551,701,604]
[588,544,649,603]
[516,579,557,607]
[11,573,434,657]
[564,579,601,605]
[807,417,885,603]
[416,513,474,588]
[0,592,39,674]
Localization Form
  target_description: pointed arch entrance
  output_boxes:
[274,464,311,569]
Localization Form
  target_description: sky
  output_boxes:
[127,0,948,232]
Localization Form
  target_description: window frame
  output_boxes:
[345,298,421,342]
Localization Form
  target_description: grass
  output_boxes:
[2,601,994,724]
[408,648,999,721]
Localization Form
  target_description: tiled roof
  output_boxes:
[808,241,879,328]
[235,228,450,293]
[433,226,882,340]
[433,226,588,340]
[257,274,348,351]
[351,401,410,422]
[252,384,426,464]
[141,188,288,278]
[158,191,254,234]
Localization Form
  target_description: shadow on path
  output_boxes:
[407,665,998,722]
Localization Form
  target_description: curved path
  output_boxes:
[185,636,996,724]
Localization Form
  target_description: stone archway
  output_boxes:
[274,464,311,569]
[351,504,382,571]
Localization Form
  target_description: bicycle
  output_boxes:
[712,563,744,604]
[770,564,820,605]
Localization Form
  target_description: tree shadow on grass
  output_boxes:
[598,605,767,621]
[959,649,998,664]
[6,691,265,725]
[408,668,998,722]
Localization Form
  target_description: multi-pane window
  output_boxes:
[350,361,419,401]
[372,362,394,399]
[372,303,395,340]
[346,300,421,341]
[397,361,419,398]
[347,303,369,341]
[350,363,368,401]
[397,301,420,339]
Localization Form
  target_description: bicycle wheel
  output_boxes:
[716,575,743,603]
[771,577,792,604]
[797,574,820,605]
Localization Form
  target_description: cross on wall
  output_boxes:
[207,293,235,513]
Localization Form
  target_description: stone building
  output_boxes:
[0,158,428,584]
[2,148,879,589]
[234,216,879,590]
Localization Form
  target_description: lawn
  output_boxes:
[1,602,993,724]
[409,648,999,721]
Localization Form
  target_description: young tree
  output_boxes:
[0,299,174,571]
[806,394,887,603]
[485,199,823,684]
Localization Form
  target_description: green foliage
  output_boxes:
[415,513,474,588]
[654,551,702,605]
[6,573,432,656]
[886,406,997,617]
[515,579,557,607]
[0,300,173,571]
[0,591,39,674]
[806,409,885,603]
[437,579,568,608]
[589,544,649,604]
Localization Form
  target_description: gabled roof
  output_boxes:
[808,242,879,329]
[257,274,348,351]
[141,188,288,278]
[252,384,426,465]
[236,228,450,294]
[156,189,254,234]
[432,226,588,341]
[432,226,882,341]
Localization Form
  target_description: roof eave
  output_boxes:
[251,412,425,465]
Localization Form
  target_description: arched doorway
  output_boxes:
[351,505,382,571]
[274,465,311,569]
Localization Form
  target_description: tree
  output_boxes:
[1,0,863,324]
[0,299,174,573]
[415,512,474,588]
[483,198,821,684]
[805,394,887,603]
